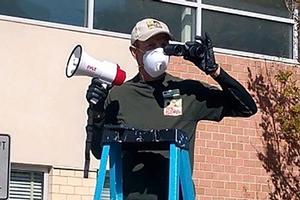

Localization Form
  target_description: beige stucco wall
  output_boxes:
[0,17,137,169]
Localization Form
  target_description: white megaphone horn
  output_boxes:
[66,45,126,104]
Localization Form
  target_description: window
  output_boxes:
[201,0,295,59]
[93,0,196,42]
[202,10,293,58]
[9,166,47,200]
[202,0,290,17]
[102,170,110,200]
[0,0,85,26]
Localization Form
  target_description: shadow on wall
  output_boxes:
[247,65,300,200]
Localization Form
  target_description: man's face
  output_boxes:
[134,33,170,67]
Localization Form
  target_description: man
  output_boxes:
[86,18,257,199]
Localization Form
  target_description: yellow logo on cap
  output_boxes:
[146,20,162,30]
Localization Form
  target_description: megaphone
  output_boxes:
[66,45,126,86]
[66,45,126,105]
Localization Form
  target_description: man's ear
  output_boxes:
[129,46,137,59]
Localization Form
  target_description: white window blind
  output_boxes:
[101,170,110,200]
[9,170,44,200]
[102,188,110,200]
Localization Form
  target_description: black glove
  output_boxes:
[184,32,219,75]
[86,78,109,111]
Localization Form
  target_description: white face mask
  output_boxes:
[142,47,169,78]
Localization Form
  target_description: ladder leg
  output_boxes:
[94,145,110,200]
[180,149,195,200]
[109,143,123,200]
[168,144,180,200]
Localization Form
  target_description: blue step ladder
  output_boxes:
[93,126,195,200]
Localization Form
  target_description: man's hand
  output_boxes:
[86,78,109,110]
[184,32,219,75]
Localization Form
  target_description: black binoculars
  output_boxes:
[163,42,206,58]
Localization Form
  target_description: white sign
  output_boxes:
[0,134,10,200]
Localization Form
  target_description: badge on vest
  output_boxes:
[163,89,182,116]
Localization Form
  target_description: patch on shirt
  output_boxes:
[164,98,182,116]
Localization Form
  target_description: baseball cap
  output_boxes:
[131,18,173,45]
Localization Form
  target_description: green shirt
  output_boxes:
[104,69,255,160]
[94,69,257,199]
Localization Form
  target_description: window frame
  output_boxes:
[10,163,49,200]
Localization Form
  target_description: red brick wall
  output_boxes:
[167,54,299,200]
